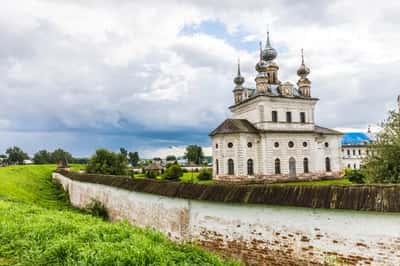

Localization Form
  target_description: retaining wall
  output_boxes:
[53,171,400,265]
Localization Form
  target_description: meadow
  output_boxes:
[0,165,240,266]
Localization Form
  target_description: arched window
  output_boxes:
[325,157,331,172]
[228,159,234,175]
[275,158,281,174]
[303,158,309,173]
[247,159,254,175]
[215,159,219,175]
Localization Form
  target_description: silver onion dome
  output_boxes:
[234,59,245,85]
[262,31,277,61]
[297,49,310,77]
[255,41,268,73]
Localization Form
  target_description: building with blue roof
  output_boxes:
[341,132,372,170]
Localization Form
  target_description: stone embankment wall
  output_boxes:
[53,171,400,266]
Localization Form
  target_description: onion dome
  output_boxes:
[255,41,268,73]
[262,31,277,61]
[297,49,310,77]
[233,59,245,86]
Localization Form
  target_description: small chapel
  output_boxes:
[209,31,343,182]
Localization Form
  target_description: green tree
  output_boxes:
[86,149,128,175]
[163,164,183,180]
[185,145,203,165]
[362,110,400,183]
[5,146,29,165]
[166,155,177,161]
[33,150,52,164]
[50,149,73,164]
[128,152,139,167]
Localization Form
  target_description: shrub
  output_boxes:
[345,169,365,184]
[84,200,108,220]
[163,164,183,180]
[145,170,158,179]
[197,168,212,181]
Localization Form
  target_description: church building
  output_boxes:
[209,31,343,182]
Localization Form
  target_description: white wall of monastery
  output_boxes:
[54,172,400,266]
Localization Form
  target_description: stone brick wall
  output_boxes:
[54,172,400,266]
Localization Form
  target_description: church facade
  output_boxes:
[210,32,343,182]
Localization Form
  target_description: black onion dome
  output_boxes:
[234,59,245,85]
[297,64,310,76]
[262,31,277,61]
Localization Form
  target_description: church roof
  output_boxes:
[342,132,372,146]
[314,125,343,135]
[209,119,259,136]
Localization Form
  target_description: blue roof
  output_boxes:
[341,132,371,145]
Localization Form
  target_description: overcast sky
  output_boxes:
[1,0,399,158]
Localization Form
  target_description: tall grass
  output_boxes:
[0,165,241,265]
[0,201,239,265]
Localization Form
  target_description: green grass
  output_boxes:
[0,165,240,265]
[133,172,213,184]
[272,178,352,186]
[0,201,239,266]
[0,164,70,209]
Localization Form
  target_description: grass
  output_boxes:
[0,165,240,266]
[133,172,213,184]
[0,201,239,266]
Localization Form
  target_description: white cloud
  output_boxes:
[0,0,399,155]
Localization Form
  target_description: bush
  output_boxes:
[345,169,365,184]
[197,168,212,181]
[163,164,183,180]
[84,200,108,220]
[145,170,158,179]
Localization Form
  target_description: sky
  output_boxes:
[1,0,399,158]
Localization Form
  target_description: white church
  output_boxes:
[210,31,343,182]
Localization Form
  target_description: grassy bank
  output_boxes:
[0,165,240,265]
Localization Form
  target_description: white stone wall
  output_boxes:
[212,131,342,178]
[54,172,400,266]
[231,96,317,131]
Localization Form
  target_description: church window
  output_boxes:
[325,157,331,172]
[215,159,219,175]
[347,164,351,168]
[286,112,292,123]
[228,159,234,175]
[353,150,355,156]
[288,141,294,148]
[247,159,254,175]
[300,112,306,123]
[228,142,233,148]
[353,163,357,169]
[347,150,350,156]
[258,105,264,122]
[272,111,278,122]
[274,142,279,148]
[275,158,281,174]
[215,144,218,149]
[303,158,309,173]
[366,150,369,155]
[302,141,308,147]
[324,142,329,148]
[358,150,361,155]
[247,142,252,148]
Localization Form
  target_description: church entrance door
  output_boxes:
[289,157,296,178]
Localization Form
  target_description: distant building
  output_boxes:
[341,132,372,170]
[209,31,342,182]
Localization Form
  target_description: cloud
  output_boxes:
[0,0,399,156]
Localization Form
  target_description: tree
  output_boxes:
[362,110,400,183]
[185,145,203,165]
[120,148,128,159]
[51,148,73,164]
[163,164,183,180]
[5,146,29,165]
[33,150,52,164]
[166,155,177,162]
[86,149,128,175]
[128,151,139,167]
[197,168,213,181]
